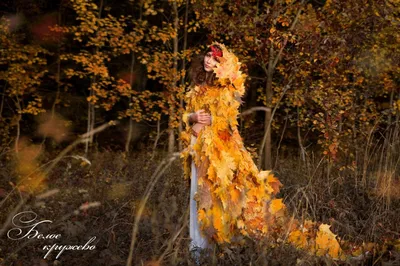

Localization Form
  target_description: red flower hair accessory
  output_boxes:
[211,45,222,58]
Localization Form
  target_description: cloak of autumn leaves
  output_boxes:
[180,42,347,260]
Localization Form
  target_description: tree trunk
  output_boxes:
[14,97,22,154]
[263,46,274,170]
[85,86,93,156]
[125,53,136,154]
[85,0,104,156]
[168,0,179,154]
[0,84,5,118]
[297,106,306,162]
[41,11,62,150]
[178,0,189,152]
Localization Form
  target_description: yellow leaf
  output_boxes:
[315,224,345,259]
[229,185,241,203]
[289,230,308,249]
[269,199,285,215]
[266,172,283,195]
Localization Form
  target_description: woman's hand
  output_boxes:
[191,110,212,136]
[191,109,211,125]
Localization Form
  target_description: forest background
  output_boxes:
[0,0,399,265]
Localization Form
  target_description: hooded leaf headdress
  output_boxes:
[210,42,247,100]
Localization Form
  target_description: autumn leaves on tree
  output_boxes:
[0,0,399,262]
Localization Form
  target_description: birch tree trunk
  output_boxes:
[263,45,274,170]
[85,0,104,156]
[125,53,136,154]
[178,0,189,152]
[168,0,179,154]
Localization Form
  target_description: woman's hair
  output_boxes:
[189,44,223,87]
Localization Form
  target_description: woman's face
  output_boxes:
[204,51,218,72]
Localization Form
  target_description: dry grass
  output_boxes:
[0,130,399,265]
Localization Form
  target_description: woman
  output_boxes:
[180,42,285,252]
[184,44,220,260]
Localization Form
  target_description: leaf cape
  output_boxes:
[179,42,283,244]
